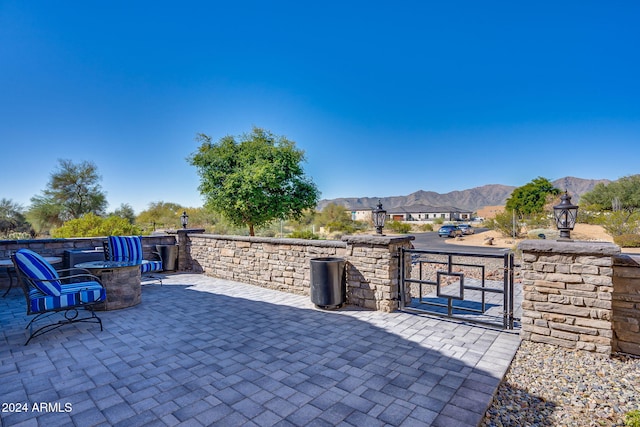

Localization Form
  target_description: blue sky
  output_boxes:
[1,1,638,214]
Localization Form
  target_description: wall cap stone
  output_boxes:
[341,234,415,245]
[518,240,620,256]
[177,228,206,235]
[194,234,347,248]
[0,237,99,245]
[613,254,640,267]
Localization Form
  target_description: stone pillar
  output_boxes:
[518,240,620,354]
[612,254,640,356]
[177,228,205,272]
[342,235,414,312]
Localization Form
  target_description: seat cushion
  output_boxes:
[108,236,143,262]
[14,249,62,296]
[141,259,163,274]
[29,282,105,313]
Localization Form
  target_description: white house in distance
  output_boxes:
[351,209,373,222]
[351,204,473,222]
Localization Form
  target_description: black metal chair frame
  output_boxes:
[11,255,105,345]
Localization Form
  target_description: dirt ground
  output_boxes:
[445,223,640,253]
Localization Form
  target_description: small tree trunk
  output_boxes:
[249,223,255,236]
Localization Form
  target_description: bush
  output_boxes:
[386,221,411,234]
[613,234,640,248]
[523,213,553,230]
[599,211,640,237]
[288,230,320,240]
[433,217,444,225]
[0,231,33,240]
[485,210,520,238]
[626,410,640,427]
[419,223,433,232]
[52,214,141,238]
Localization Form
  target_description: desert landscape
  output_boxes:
[445,223,640,254]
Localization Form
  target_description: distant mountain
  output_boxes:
[317,177,610,212]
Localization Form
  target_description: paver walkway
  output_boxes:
[0,274,520,426]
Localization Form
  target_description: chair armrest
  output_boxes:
[57,267,92,276]
[60,273,102,283]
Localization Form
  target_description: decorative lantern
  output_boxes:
[371,201,387,235]
[553,192,578,240]
[180,211,189,229]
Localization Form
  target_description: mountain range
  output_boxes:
[317,177,610,212]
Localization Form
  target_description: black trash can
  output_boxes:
[310,257,346,309]
[156,245,178,271]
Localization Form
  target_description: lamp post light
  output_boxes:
[553,191,578,240]
[372,200,387,235]
[180,211,189,229]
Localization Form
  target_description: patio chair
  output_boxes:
[104,235,163,284]
[11,249,106,345]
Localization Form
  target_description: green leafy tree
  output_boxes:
[506,177,560,218]
[315,203,356,233]
[188,127,319,236]
[289,209,316,230]
[582,175,640,214]
[0,198,33,237]
[595,211,640,237]
[581,175,640,237]
[136,201,184,232]
[28,159,107,233]
[27,194,65,233]
[51,213,141,238]
[111,203,136,224]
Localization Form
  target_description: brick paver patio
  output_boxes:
[0,273,520,426]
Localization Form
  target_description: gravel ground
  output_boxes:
[481,340,640,427]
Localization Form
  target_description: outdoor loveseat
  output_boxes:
[103,235,163,284]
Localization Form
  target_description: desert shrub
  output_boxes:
[419,223,433,232]
[485,210,520,238]
[386,221,411,234]
[288,230,319,239]
[433,217,444,225]
[52,214,141,238]
[523,213,553,230]
[626,410,640,427]
[613,234,640,248]
[599,211,640,237]
[577,206,603,225]
[0,231,34,240]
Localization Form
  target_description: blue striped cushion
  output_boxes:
[14,249,62,296]
[108,236,143,262]
[141,260,162,274]
[28,282,105,313]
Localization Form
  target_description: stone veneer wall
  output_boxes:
[612,254,640,355]
[0,235,177,288]
[344,235,413,312]
[519,240,623,355]
[181,233,414,312]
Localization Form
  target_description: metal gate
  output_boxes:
[399,248,517,329]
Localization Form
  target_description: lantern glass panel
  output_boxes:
[373,211,385,227]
